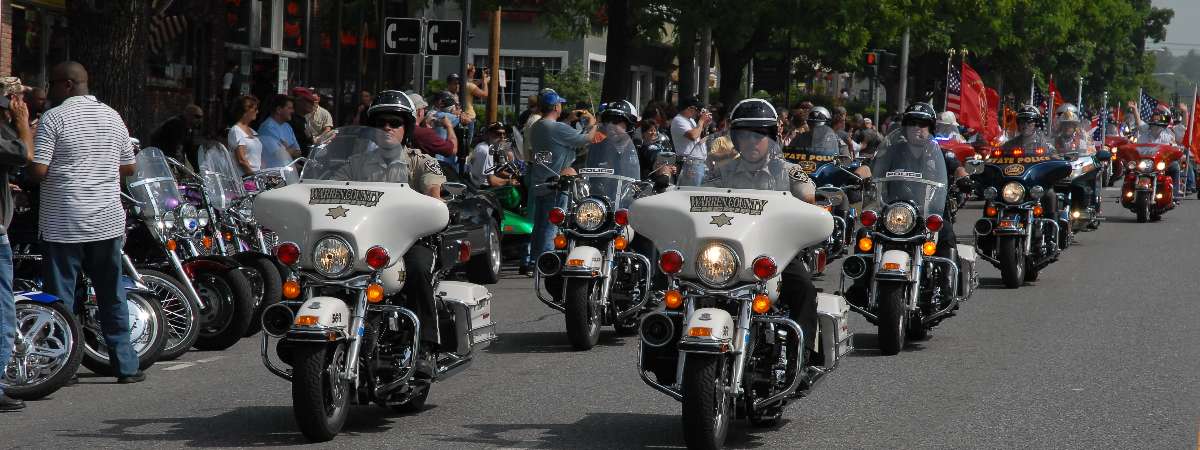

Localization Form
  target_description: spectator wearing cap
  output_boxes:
[149,104,204,168]
[0,80,33,411]
[292,87,332,139]
[257,94,302,167]
[468,122,520,188]
[525,89,597,275]
[671,96,711,185]
[407,93,457,159]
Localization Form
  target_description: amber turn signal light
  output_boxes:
[282,279,301,299]
[857,236,874,252]
[614,235,628,251]
[294,315,318,326]
[553,234,568,249]
[165,239,177,251]
[366,283,384,303]
[752,293,771,314]
[922,241,937,256]
[664,290,683,309]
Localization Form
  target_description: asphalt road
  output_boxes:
[3,186,1199,449]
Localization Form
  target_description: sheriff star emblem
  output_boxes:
[710,213,734,228]
[326,205,349,219]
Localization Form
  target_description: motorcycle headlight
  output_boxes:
[696,242,739,287]
[982,187,998,201]
[177,204,200,231]
[160,211,176,230]
[1126,160,1136,171]
[197,209,210,227]
[312,236,354,277]
[1155,161,1166,171]
[1137,159,1154,173]
[574,199,607,231]
[883,203,917,235]
[1001,182,1026,204]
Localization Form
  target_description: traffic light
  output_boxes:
[865,51,879,78]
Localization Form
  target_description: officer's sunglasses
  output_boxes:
[374,117,404,129]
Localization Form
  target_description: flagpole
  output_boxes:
[1136,87,1143,127]
[1077,76,1083,108]
[1100,90,1108,145]
[943,49,954,112]
[1029,75,1035,105]
[1049,74,1055,136]
[1188,85,1198,149]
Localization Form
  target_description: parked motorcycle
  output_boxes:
[842,135,978,354]
[1116,142,1183,222]
[254,126,496,442]
[534,127,654,350]
[1,290,83,400]
[969,143,1070,288]
[630,180,852,449]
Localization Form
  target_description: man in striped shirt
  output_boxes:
[28,61,144,383]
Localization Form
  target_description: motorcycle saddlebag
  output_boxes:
[815,293,853,370]
[437,281,497,354]
[955,244,978,299]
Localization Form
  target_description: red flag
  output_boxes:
[984,87,1001,144]
[1187,90,1200,161]
[956,62,988,131]
[1048,77,1064,113]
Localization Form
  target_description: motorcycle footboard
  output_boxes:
[816,293,852,371]
[438,281,497,354]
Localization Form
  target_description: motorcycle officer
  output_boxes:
[999,105,1059,217]
[1135,106,1184,201]
[340,90,447,375]
[702,98,821,370]
[1053,103,1092,154]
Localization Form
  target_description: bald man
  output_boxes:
[29,61,144,383]
[150,104,204,168]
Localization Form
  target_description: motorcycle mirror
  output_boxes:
[442,182,468,198]
[964,159,984,176]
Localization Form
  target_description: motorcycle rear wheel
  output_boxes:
[564,279,600,350]
[80,291,167,375]
[292,342,349,442]
[997,237,1024,289]
[876,284,907,356]
[3,301,83,400]
[681,354,732,450]
[234,252,283,338]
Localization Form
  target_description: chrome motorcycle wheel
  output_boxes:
[2,301,82,399]
[80,291,166,374]
[140,270,201,360]
[682,354,733,449]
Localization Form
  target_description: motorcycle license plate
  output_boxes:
[1136,177,1153,189]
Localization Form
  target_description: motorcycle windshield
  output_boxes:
[127,147,184,219]
[870,136,948,216]
[579,124,641,207]
[783,125,841,172]
[301,126,411,184]
[197,142,247,209]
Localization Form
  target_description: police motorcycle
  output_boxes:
[254,126,495,442]
[968,107,1071,288]
[1051,104,1107,234]
[632,99,852,449]
[1,290,83,400]
[123,147,255,352]
[782,123,862,272]
[534,114,655,350]
[842,104,977,355]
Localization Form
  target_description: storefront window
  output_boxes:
[259,0,275,48]
[225,0,252,46]
[282,0,308,53]
[10,4,68,87]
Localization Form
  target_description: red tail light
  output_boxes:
[925,214,944,232]
[752,256,777,280]
[275,242,300,266]
[860,210,878,227]
[548,207,566,225]
[365,246,390,269]
[457,240,472,263]
[614,209,629,226]
[659,250,683,274]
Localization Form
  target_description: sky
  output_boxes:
[1152,0,1200,55]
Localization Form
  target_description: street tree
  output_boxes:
[65,0,152,135]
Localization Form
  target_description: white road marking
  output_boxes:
[163,363,196,371]
[196,356,226,363]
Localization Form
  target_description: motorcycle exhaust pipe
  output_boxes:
[262,303,295,338]
[974,219,993,236]
[639,311,676,348]
[841,255,868,280]
[536,252,562,277]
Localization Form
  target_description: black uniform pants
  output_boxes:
[401,245,439,347]
[779,257,817,354]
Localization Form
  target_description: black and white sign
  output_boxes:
[425,20,462,56]
[383,17,422,55]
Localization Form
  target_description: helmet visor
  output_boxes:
[731,129,781,163]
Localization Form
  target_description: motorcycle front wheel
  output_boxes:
[3,301,83,400]
[564,279,600,350]
[292,342,350,442]
[234,252,283,337]
[997,236,1025,289]
[139,269,201,361]
[681,354,733,450]
[876,284,907,356]
[1135,192,1149,223]
[80,291,167,375]
[192,267,255,351]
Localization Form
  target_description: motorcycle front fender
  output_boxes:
[560,245,605,277]
[678,308,735,354]
[287,296,351,342]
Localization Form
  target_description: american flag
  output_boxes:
[946,64,962,113]
[1092,107,1109,141]
[1138,91,1160,122]
[1032,85,1047,114]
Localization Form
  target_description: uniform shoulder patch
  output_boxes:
[422,157,443,176]
[786,164,810,183]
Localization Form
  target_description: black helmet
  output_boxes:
[807,106,831,127]
[1149,105,1171,127]
[367,90,416,121]
[729,98,779,136]
[599,99,639,127]
[1016,105,1042,125]
[901,102,937,132]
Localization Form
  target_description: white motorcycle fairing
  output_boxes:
[562,245,604,276]
[679,308,735,353]
[630,187,833,284]
[436,281,497,355]
[253,181,448,293]
[289,296,352,341]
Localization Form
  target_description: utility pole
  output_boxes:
[459,0,472,109]
[897,26,910,111]
[487,7,500,123]
[698,27,712,104]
